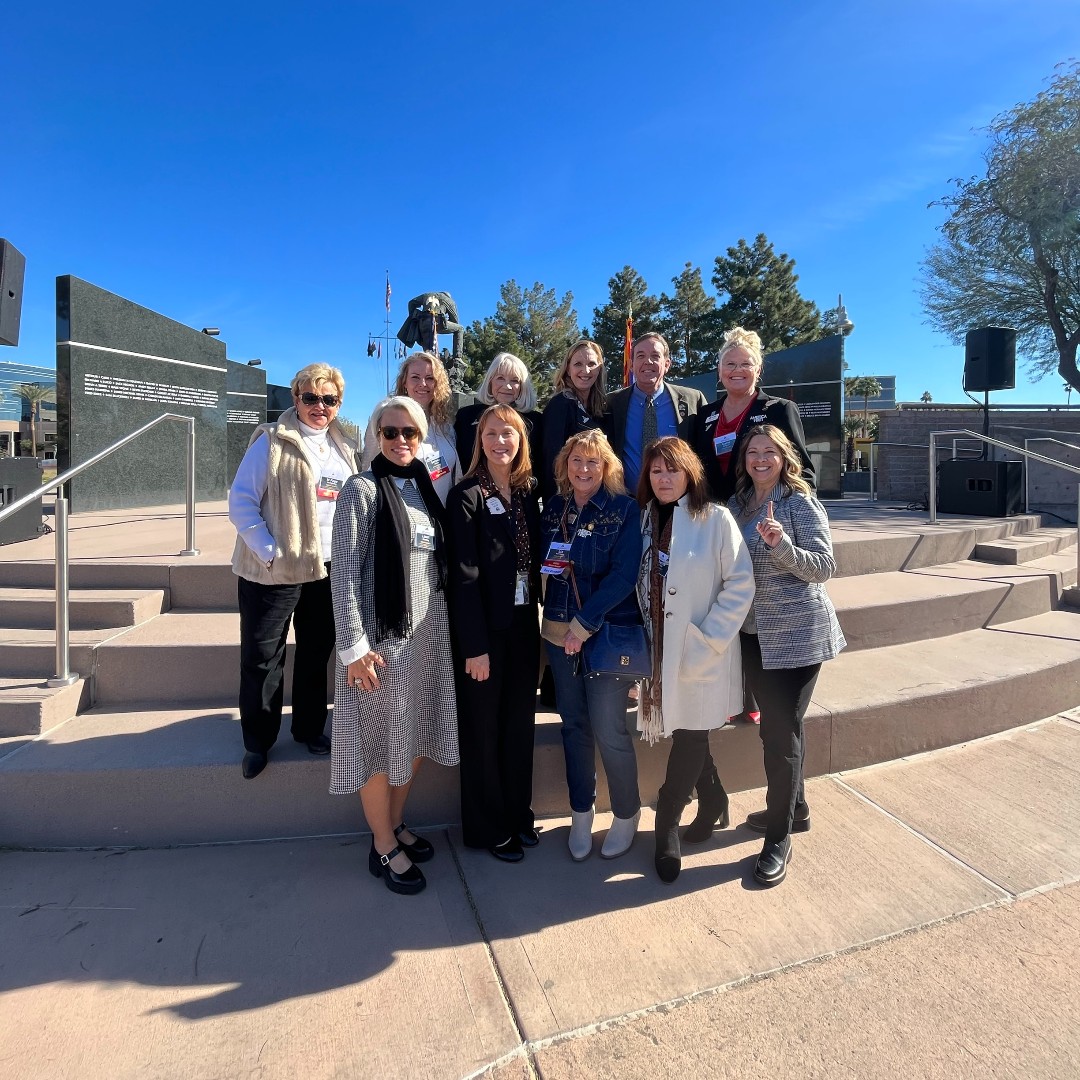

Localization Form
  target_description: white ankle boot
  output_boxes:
[568,808,595,861]
[601,809,640,859]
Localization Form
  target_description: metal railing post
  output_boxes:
[180,418,200,557]
[1023,438,1030,513]
[929,432,938,523]
[869,443,876,503]
[47,491,79,688]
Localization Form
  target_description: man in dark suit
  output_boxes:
[607,332,707,492]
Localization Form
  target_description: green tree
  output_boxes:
[591,266,662,391]
[921,62,1080,391]
[845,376,882,438]
[15,383,52,460]
[712,234,824,353]
[658,262,721,377]
[462,280,582,402]
[842,415,863,471]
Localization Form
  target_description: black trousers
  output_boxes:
[661,729,712,807]
[237,572,335,754]
[741,632,821,844]
[456,604,540,848]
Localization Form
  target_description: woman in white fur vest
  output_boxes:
[635,437,755,883]
[229,363,359,780]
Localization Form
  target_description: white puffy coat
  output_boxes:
[636,499,756,737]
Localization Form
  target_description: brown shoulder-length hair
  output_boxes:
[636,436,711,518]
[552,339,607,419]
[466,405,534,491]
[394,352,452,429]
[734,423,812,511]
[552,428,626,498]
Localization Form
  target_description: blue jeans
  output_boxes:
[545,643,641,819]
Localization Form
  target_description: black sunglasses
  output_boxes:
[379,425,420,442]
[298,392,340,407]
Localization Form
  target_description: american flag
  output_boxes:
[385,275,391,314]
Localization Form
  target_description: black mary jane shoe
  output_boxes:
[518,828,540,848]
[368,842,426,895]
[393,822,434,863]
[489,836,525,863]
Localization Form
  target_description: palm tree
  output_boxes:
[842,415,863,471]
[15,383,53,460]
[845,376,882,439]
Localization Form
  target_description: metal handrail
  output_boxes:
[0,413,200,687]
[929,429,1079,586]
[1023,437,1080,513]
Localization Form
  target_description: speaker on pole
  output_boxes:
[963,326,1016,392]
[0,240,26,347]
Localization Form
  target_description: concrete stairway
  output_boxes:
[0,506,1077,848]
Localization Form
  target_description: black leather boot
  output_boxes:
[682,771,730,844]
[654,789,683,883]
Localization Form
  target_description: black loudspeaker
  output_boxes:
[0,239,26,347]
[963,326,1016,392]
[0,459,44,545]
[938,460,1022,517]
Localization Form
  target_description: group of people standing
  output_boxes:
[228,327,845,896]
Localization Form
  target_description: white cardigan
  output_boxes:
[636,499,756,740]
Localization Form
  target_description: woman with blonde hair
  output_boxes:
[363,352,459,503]
[540,428,643,861]
[454,352,543,476]
[331,395,459,895]
[540,339,609,499]
[730,424,845,887]
[635,437,755,882]
[448,406,542,861]
[229,363,359,779]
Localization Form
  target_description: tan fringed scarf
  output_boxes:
[640,502,674,745]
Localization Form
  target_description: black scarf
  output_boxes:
[370,453,448,641]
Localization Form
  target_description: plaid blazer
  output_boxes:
[728,486,846,670]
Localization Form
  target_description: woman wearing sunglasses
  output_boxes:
[330,396,459,895]
[229,364,359,780]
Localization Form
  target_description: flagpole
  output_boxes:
[384,270,391,393]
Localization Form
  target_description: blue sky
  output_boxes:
[6,1,1078,428]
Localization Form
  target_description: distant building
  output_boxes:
[0,361,57,458]
[845,375,895,412]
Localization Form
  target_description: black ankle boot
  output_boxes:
[654,791,683,883]
[682,773,730,844]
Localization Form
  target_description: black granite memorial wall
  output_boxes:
[676,334,844,499]
[227,361,267,483]
[57,276,228,511]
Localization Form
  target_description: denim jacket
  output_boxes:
[540,487,642,641]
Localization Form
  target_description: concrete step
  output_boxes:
[0,626,125,678]
[974,527,1077,565]
[0,676,91,738]
[813,609,1080,773]
[829,552,1078,651]
[0,587,166,630]
[0,701,770,848]
[0,560,236,611]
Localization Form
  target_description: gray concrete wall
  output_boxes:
[877,407,1080,517]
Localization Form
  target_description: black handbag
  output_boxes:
[582,621,651,678]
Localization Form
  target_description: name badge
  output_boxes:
[427,452,450,482]
[316,475,343,500]
[514,572,529,606]
[541,540,572,575]
[412,523,436,551]
[713,432,737,457]
[486,496,507,515]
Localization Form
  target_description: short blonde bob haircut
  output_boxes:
[291,363,345,400]
[394,352,452,429]
[717,327,764,387]
[553,428,626,498]
[466,405,534,491]
[553,339,607,419]
[477,352,538,411]
[636,436,711,517]
[733,423,812,511]
[368,395,428,446]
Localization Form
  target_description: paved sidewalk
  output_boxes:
[3,711,1079,1079]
